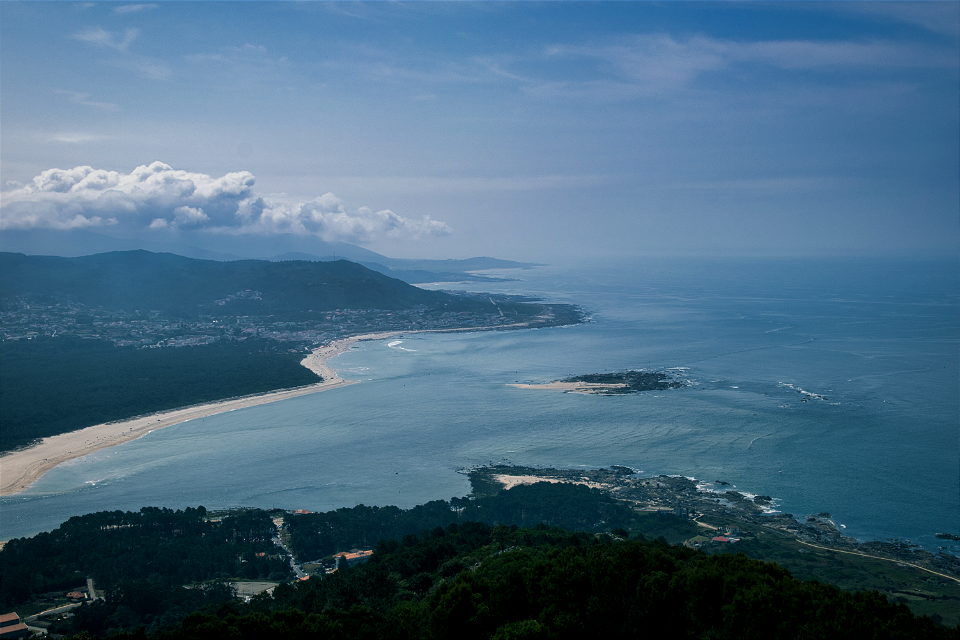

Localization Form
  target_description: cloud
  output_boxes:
[537,34,958,97]
[71,26,171,80]
[57,90,121,112]
[834,2,960,38]
[114,4,158,15]
[73,27,138,51]
[49,133,110,144]
[113,58,172,80]
[0,162,452,243]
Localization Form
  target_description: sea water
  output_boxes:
[1,258,957,555]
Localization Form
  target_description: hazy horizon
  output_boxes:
[2,2,958,263]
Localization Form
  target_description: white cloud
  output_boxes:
[114,58,173,81]
[0,162,452,243]
[73,27,138,51]
[835,2,960,38]
[539,34,958,97]
[57,90,121,112]
[114,4,158,15]
[49,133,109,144]
[71,26,171,80]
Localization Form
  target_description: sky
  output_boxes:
[1,1,958,262]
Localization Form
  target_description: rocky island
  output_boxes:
[511,369,686,394]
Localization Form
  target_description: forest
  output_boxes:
[0,507,290,606]
[0,337,319,451]
[3,482,955,638]
[284,482,648,562]
[47,525,957,639]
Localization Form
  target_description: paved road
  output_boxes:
[273,535,306,579]
[24,602,81,622]
[87,577,98,600]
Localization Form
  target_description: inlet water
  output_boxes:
[1,257,956,555]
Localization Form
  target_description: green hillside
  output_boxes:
[3,484,954,639]
[0,251,450,319]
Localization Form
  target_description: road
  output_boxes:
[272,535,306,579]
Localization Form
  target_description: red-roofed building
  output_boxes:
[0,613,30,639]
[338,550,374,568]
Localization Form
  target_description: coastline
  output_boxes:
[473,465,960,583]
[0,317,549,498]
[0,323,540,498]
[0,332,399,497]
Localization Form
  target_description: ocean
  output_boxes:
[1,257,957,555]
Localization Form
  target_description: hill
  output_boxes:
[0,251,581,451]
[0,251,450,320]
[2,484,954,639]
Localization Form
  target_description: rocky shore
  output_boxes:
[470,464,960,582]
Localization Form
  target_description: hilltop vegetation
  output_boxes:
[2,482,955,638]
[200,527,951,640]
[0,252,450,319]
[0,507,288,606]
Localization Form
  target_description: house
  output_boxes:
[0,613,30,639]
[337,550,374,568]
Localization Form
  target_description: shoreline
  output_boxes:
[0,322,541,497]
[473,465,960,582]
[0,331,403,497]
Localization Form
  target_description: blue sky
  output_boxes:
[1,1,958,261]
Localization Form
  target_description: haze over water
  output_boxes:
[1,258,957,556]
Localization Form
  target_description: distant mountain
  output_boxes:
[0,229,245,261]
[0,229,390,264]
[0,230,539,280]
[0,251,452,319]
[268,253,520,284]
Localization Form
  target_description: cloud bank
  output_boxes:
[0,162,451,243]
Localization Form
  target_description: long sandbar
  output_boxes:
[0,322,540,497]
[0,332,403,497]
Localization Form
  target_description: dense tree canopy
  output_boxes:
[0,506,288,607]
[0,337,319,450]
[54,523,955,639]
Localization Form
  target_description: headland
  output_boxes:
[470,464,960,585]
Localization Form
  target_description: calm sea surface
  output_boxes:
[2,258,957,554]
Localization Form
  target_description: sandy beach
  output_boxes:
[0,321,544,497]
[0,331,403,497]
[492,474,605,491]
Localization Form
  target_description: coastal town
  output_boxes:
[0,290,579,349]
